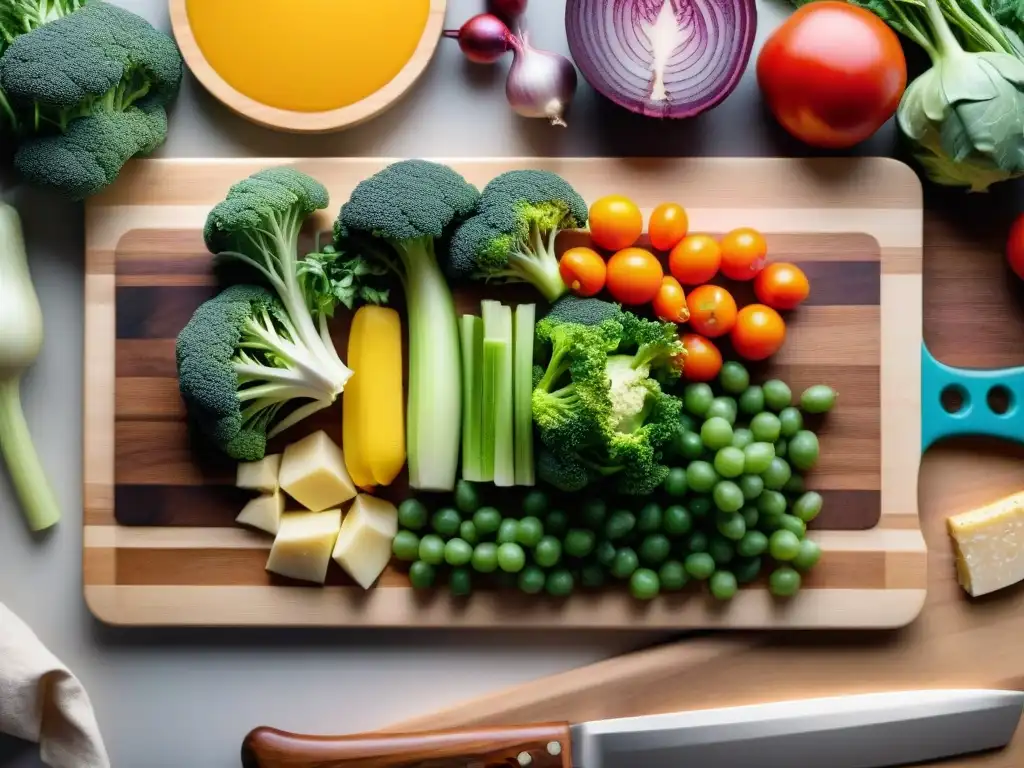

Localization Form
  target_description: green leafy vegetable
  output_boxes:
[297,245,390,315]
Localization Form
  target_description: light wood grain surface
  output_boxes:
[389,207,1024,766]
[168,0,447,133]
[83,157,926,629]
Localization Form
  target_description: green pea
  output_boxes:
[731,427,754,449]
[701,417,734,450]
[743,442,775,475]
[408,560,436,589]
[454,480,481,514]
[444,538,473,566]
[783,474,806,495]
[659,560,688,591]
[471,542,499,572]
[714,446,746,478]
[706,397,738,425]
[778,514,807,539]
[596,540,617,567]
[750,412,782,443]
[716,510,747,541]
[756,490,788,518]
[640,533,672,565]
[518,565,546,594]
[741,504,759,528]
[545,510,570,538]
[473,506,501,537]
[709,570,738,600]
[580,498,607,530]
[769,530,801,561]
[545,569,575,597]
[580,562,606,588]
[564,529,596,558]
[737,529,768,558]
[774,438,788,458]
[685,552,716,580]
[521,489,550,517]
[534,536,562,568]
[762,379,793,411]
[788,431,821,472]
[517,516,544,547]
[663,467,689,497]
[713,480,745,513]
[792,491,824,523]
[793,539,823,571]
[630,568,661,600]
[605,510,636,541]
[663,504,693,536]
[720,361,750,394]
[689,496,712,519]
[497,542,526,573]
[496,518,520,544]
[769,566,802,597]
[684,382,715,416]
[708,534,735,566]
[637,502,663,534]
[449,567,473,596]
[676,430,705,461]
[459,520,479,545]
[431,507,461,538]
[686,531,710,554]
[679,413,698,433]
[801,385,837,414]
[761,457,792,491]
[733,556,763,584]
[738,474,764,501]
[687,461,719,493]
[398,498,428,531]
[418,534,446,565]
[392,530,421,561]
[612,547,640,579]
[738,385,765,416]
[778,407,803,437]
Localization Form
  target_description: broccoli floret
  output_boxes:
[536,449,591,493]
[448,170,588,302]
[619,312,687,382]
[544,295,623,327]
[0,1,183,198]
[176,285,344,461]
[334,159,480,491]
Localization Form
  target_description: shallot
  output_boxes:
[442,13,514,64]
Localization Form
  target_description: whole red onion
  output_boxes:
[489,0,528,21]
[442,13,514,65]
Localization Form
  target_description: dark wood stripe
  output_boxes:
[808,490,880,530]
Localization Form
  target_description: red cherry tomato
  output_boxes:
[757,2,907,149]
[1008,213,1024,280]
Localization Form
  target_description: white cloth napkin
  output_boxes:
[0,603,110,768]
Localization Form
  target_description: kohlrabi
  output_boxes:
[0,202,60,531]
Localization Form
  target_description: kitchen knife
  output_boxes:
[240,688,1024,768]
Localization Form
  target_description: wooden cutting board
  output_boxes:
[82,157,926,628]
[390,202,1024,766]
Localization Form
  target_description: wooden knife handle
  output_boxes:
[240,722,573,768]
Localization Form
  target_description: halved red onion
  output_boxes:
[565,0,757,118]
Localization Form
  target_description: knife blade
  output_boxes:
[240,688,1023,768]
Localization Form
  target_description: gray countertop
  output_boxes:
[0,1,899,765]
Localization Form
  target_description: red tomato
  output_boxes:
[606,247,663,305]
[1008,213,1024,280]
[731,304,787,361]
[757,2,907,149]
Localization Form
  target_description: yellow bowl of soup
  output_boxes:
[170,0,445,133]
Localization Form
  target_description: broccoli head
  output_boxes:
[448,170,588,302]
[532,306,684,494]
[0,1,183,199]
[544,294,623,327]
[176,285,346,461]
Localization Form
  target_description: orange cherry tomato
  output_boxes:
[559,246,607,297]
[605,247,664,305]
[669,235,721,285]
[589,195,643,251]
[648,203,689,251]
[686,284,737,338]
[731,304,787,361]
[754,262,811,310]
[652,276,690,323]
[720,227,768,281]
[681,333,723,382]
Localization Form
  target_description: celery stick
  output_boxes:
[513,304,536,486]
[459,314,485,482]
[482,301,514,487]
[479,301,501,482]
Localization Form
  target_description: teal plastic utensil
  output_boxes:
[921,343,1022,450]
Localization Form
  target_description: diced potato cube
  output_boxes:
[266,509,342,584]
[332,494,398,589]
[235,490,285,535]
[279,431,356,512]
[236,454,281,493]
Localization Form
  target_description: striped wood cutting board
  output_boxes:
[83,157,926,628]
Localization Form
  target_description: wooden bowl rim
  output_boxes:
[168,0,447,134]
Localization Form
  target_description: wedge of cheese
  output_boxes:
[236,454,281,493]
[279,430,357,512]
[266,509,342,584]
[947,491,1024,596]
[235,490,284,535]
[332,494,398,589]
